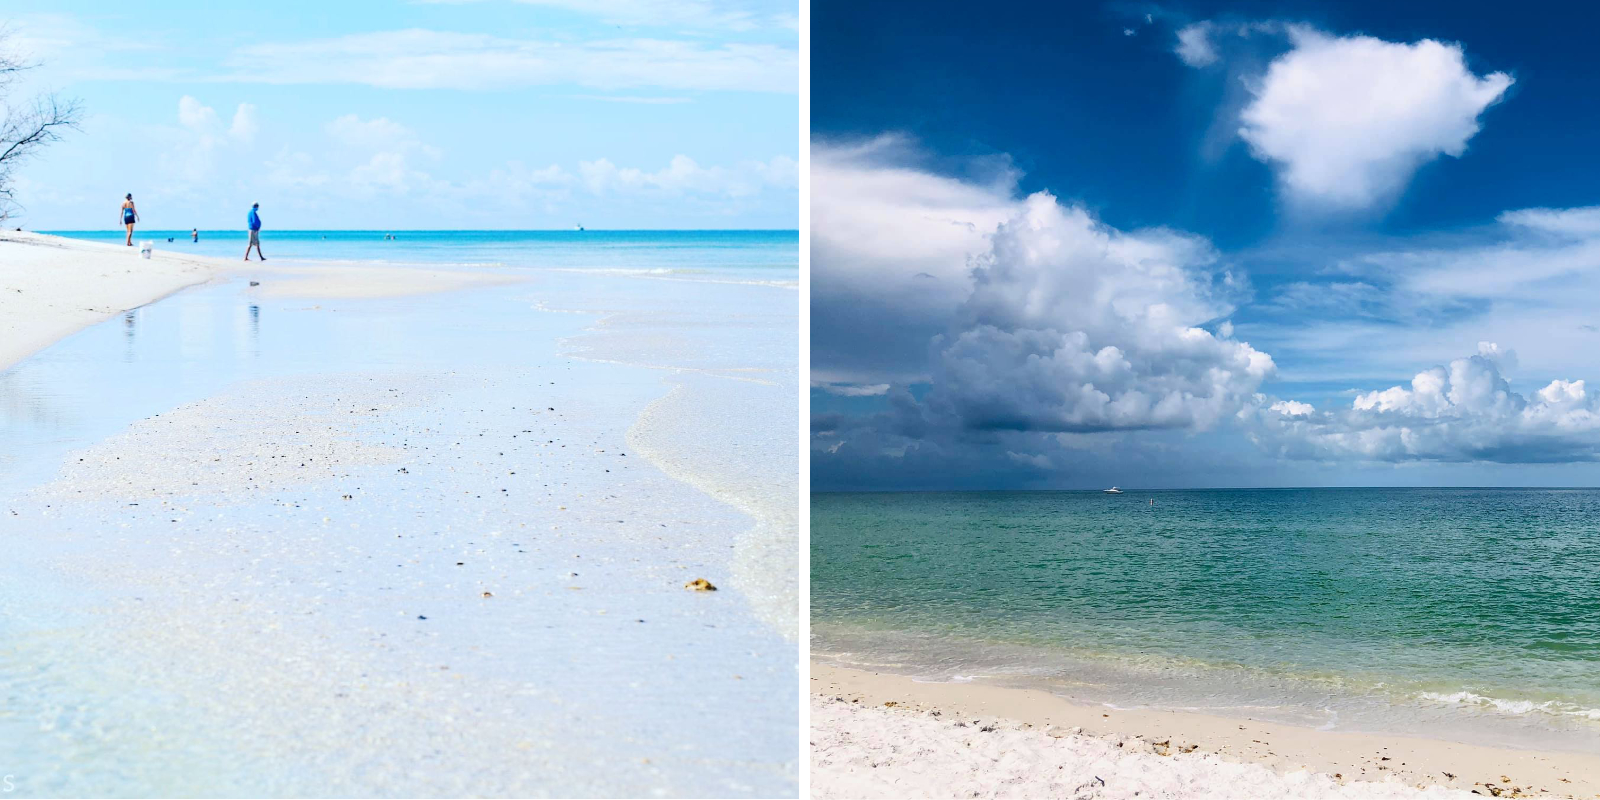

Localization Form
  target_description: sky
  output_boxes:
[1,0,798,229]
[811,0,1600,490]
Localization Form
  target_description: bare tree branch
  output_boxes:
[0,25,81,222]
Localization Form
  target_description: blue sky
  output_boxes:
[4,0,797,229]
[812,0,1600,489]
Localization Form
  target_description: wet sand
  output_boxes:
[812,662,1600,799]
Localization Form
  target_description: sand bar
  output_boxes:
[0,232,524,372]
[0,231,222,371]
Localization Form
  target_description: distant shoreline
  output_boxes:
[810,485,1600,492]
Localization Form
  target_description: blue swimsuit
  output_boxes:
[123,207,135,224]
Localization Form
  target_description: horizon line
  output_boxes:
[811,486,1600,493]
[31,228,801,233]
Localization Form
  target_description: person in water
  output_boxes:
[121,194,139,245]
[244,203,265,261]
[192,228,198,243]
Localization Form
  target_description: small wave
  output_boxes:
[911,674,981,684]
[533,266,796,288]
[540,267,699,276]
[1419,690,1600,721]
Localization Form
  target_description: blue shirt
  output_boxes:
[247,208,261,231]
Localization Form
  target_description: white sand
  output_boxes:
[243,263,524,299]
[0,231,221,372]
[39,374,422,502]
[811,696,1477,800]
[812,663,1600,800]
[0,232,524,372]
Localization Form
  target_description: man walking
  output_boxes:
[244,202,265,261]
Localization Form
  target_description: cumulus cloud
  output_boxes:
[228,103,259,142]
[930,193,1273,434]
[1238,26,1511,209]
[177,95,220,129]
[810,135,1020,384]
[1249,343,1600,463]
[163,96,260,185]
[812,137,1277,478]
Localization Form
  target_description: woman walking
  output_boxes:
[121,194,139,245]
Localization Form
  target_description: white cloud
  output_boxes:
[1175,22,1218,67]
[257,116,788,212]
[579,153,795,197]
[229,104,259,142]
[1240,203,1600,393]
[1238,26,1511,209]
[312,115,443,194]
[221,29,797,93]
[161,96,261,185]
[415,0,778,31]
[1250,343,1600,463]
[932,193,1274,433]
[1269,399,1314,416]
[812,137,1275,440]
[1496,206,1600,236]
[810,135,1022,384]
[177,95,220,130]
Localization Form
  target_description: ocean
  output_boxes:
[811,488,1600,753]
[43,229,799,285]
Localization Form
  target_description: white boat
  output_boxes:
[1103,487,1123,494]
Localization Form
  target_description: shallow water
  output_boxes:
[0,264,797,796]
[811,489,1600,754]
[44,230,799,287]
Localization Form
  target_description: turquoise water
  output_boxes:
[811,489,1600,751]
[44,229,799,283]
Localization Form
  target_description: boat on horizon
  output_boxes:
[1103,487,1123,494]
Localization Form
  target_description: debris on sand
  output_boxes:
[684,578,717,591]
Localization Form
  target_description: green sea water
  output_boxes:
[811,488,1600,752]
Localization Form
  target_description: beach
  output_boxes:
[811,663,1600,799]
[0,231,219,372]
[0,231,798,797]
[812,489,1600,799]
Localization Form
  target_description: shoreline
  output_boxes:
[811,661,1600,799]
[0,231,225,372]
[0,231,525,372]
